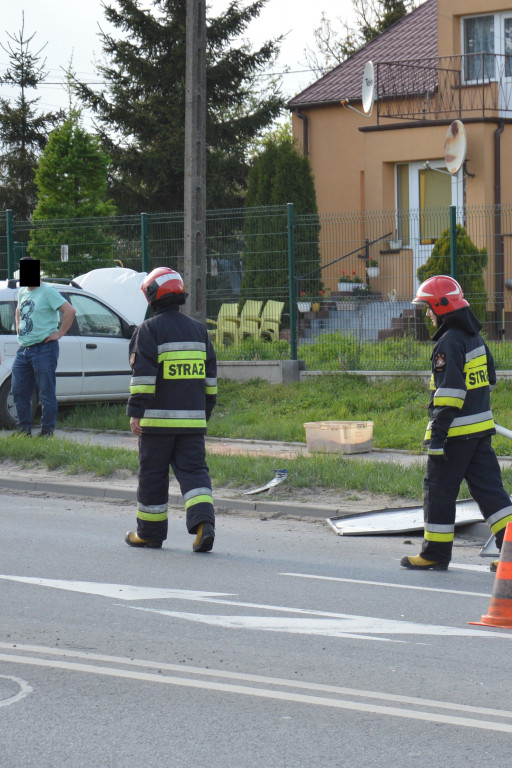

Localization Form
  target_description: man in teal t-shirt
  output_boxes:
[12,258,76,436]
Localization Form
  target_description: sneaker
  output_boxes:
[490,560,499,573]
[193,522,215,553]
[400,555,449,571]
[124,531,163,549]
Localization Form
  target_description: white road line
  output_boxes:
[281,572,491,597]
[0,674,33,708]
[1,642,509,718]
[0,647,510,733]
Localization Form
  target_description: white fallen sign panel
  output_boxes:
[327,499,483,536]
[243,469,288,496]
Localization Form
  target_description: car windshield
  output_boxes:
[0,302,16,334]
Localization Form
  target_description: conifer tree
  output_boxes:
[75,0,284,214]
[417,224,488,322]
[241,124,321,309]
[0,15,59,219]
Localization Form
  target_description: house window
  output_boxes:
[506,18,512,77]
[396,164,410,246]
[419,169,451,245]
[463,15,495,81]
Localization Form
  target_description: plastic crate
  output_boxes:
[303,420,373,454]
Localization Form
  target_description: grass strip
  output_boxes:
[56,375,512,456]
[2,433,509,501]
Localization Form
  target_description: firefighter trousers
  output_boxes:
[136,432,215,542]
[421,434,512,562]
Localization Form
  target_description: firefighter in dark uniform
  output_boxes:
[401,275,512,571]
[125,267,217,552]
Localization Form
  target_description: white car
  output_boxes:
[0,278,138,429]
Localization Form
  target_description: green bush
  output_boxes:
[417,224,488,321]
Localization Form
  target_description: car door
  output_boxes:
[54,292,84,396]
[66,293,132,396]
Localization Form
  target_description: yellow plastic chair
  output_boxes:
[237,300,263,342]
[259,300,285,342]
[206,302,239,345]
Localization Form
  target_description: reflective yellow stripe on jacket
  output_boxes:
[140,409,207,429]
[424,410,495,441]
[129,375,157,395]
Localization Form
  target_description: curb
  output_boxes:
[0,475,494,538]
[0,476,333,519]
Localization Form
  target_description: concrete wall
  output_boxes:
[217,360,301,384]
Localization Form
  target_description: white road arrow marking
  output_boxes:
[0,575,232,601]
[132,607,512,641]
[2,574,508,642]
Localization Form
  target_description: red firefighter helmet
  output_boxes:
[412,275,469,316]
[141,267,185,304]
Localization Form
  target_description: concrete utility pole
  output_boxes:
[184,0,207,322]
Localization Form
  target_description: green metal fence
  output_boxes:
[2,203,512,371]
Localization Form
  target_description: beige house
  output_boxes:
[289,0,512,332]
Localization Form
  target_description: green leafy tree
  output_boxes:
[28,112,117,277]
[0,15,60,219]
[241,124,321,312]
[417,224,488,322]
[74,0,284,214]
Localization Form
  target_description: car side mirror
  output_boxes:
[126,323,137,338]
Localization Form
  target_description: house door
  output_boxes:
[403,161,463,290]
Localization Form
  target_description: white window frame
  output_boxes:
[461,11,511,84]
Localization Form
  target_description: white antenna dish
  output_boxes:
[444,120,467,175]
[362,61,376,115]
[339,61,376,118]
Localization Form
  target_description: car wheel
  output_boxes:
[0,377,37,430]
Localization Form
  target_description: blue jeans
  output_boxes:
[11,341,59,431]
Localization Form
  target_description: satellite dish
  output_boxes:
[362,61,376,116]
[444,120,467,175]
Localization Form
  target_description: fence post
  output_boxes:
[287,202,297,361]
[449,205,457,280]
[6,209,15,279]
[141,212,149,273]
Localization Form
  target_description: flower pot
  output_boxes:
[311,302,321,312]
[366,267,379,278]
[297,301,311,313]
[389,239,402,250]
[337,282,355,292]
[336,301,358,311]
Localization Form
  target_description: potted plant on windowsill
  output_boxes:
[366,258,379,278]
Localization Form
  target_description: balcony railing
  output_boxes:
[376,53,512,122]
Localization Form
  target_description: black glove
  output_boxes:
[427,437,447,463]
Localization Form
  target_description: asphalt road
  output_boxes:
[1,491,511,768]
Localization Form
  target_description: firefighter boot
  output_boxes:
[124,531,163,549]
[193,522,215,553]
[490,560,499,573]
[400,555,449,571]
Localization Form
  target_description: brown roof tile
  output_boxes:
[288,0,437,108]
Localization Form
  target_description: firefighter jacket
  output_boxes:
[126,304,217,434]
[424,307,496,445]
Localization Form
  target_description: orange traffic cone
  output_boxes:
[469,521,512,628]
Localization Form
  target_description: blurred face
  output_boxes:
[426,306,438,327]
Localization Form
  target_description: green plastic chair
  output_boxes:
[237,300,263,341]
[206,302,239,345]
[259,300,285,342]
